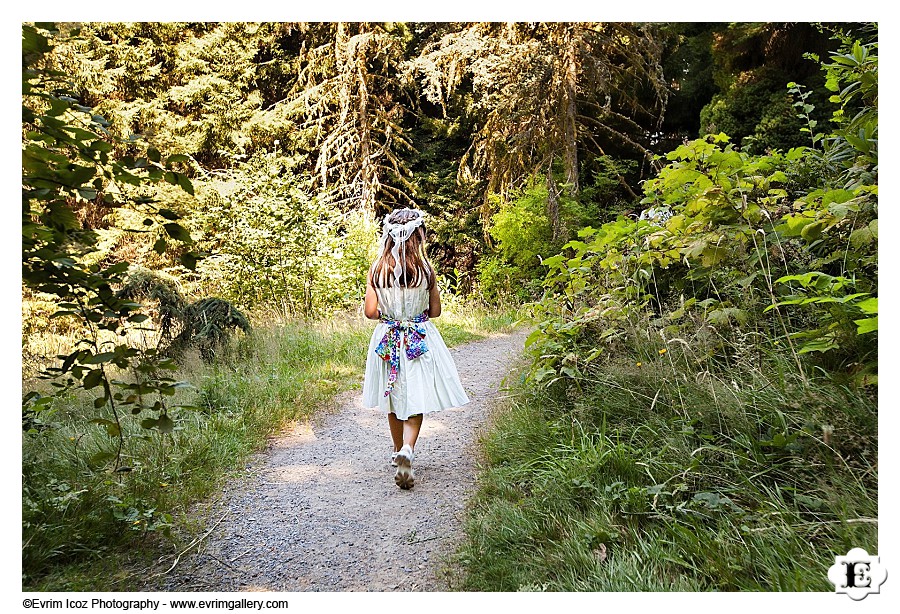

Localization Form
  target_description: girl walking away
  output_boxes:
[362,208,470,489]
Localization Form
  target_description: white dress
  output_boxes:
[362,283,470,419]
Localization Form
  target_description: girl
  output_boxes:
[362,208,470,489]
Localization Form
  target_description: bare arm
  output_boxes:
[428,280,442,318]
[364,270,380,320]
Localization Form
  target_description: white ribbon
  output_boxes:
[379,208,426,289]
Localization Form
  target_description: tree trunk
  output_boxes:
[562,25,580,195]
[547,164,561,241]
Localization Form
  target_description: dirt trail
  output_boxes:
[152,327,530,592]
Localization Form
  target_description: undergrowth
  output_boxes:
[454,329,877,591]
[22,299,520,591]
[454,33,878,592]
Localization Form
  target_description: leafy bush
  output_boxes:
[23,23,201,470]
[459,31,877,591]
[532,39,877,383]
[477,173,596,302]
[191,152,379,317]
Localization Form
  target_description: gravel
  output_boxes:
[149,327,530,592]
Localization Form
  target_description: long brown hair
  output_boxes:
[371,209,436,289]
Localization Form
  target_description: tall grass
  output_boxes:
[434,292,524,346]
[454,327,877,591]
[22,299,521,591]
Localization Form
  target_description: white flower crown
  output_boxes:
[382,207,427,240]
[379,208,428,287]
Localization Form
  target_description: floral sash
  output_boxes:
[375,310,430,397]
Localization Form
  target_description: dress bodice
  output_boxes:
[375,283,430,321]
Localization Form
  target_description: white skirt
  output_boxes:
[362,320,470,420]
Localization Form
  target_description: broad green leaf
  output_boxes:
[532,366,556,382]
[176,173,195,196]
[166,154,190,165]
[821,189,855,206]
[855,317,878,335]
[44,202,80,231]
[83,352,116,364]
[707,308,749,326]
[89,451,116,467]
[163,223,192,242]
[157,414,175,434]
[90,140,113,153]
[855,297,877,315]
[798,337,839,354]
[83,369,103,389]
[850,221,877,248]
[541,255,565,269]
[800,221,824,241]
[180,252,199,270]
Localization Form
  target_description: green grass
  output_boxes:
[433,293,523,346]
[454,342,877,591]
[22,299,521,591]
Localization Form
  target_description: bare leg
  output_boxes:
[387,412,404,452]
[403,414,423,451]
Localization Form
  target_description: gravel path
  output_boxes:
[152,327,530,592]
